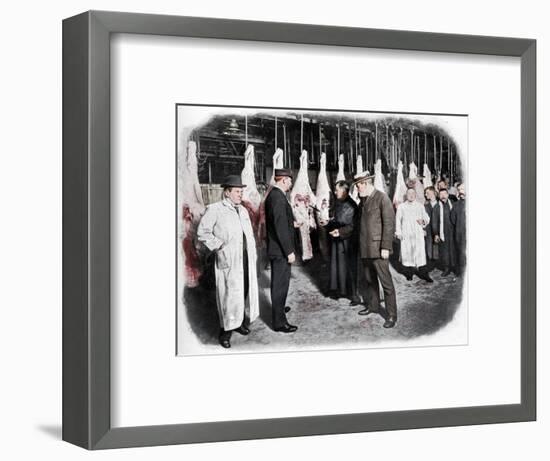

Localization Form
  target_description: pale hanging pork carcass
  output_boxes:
[392,160,407,208]
[240,144,262,238]
[315,153,331,223]
[335,154,346,182]
[374,158,386,193]
[315,153,331,261]
[408,161,426,204]
[350,155,363,203]
[422,163,433,189]
[269,147,285,185]
[290,150,317,261]
[180,140,206,287]
[258,147,285,242]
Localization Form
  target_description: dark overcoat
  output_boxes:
[329,196,358,295]
[431,200,456,267]
[264,186,296,258]
[424,201,439,260]
[451,199,466,248]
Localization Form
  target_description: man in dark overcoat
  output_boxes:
[264,169,298,333]
[424,186,439,272]
[431,188,456,276]
[326,180,361,305]
[451,183,466,276]
[354,171,398,328]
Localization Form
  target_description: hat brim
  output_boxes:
[352,175,375,185]
[274,173,293,178]
[221,183,247,188]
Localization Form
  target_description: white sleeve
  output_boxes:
[395,205,403,236]
[196,206,224,251]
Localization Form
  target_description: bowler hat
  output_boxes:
[274,168,293,178]
[220,175,247,188]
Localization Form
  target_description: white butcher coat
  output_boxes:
[197,198,260,330]
[395,200,430,268]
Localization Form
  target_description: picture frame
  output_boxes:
[62,10,536,449]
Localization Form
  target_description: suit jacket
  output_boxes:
[264,187,296,258]
[358,189,395,259]
[451,199,466,246]
[431,200,453,241]
[424,201,438,260]
[431,200,456,266]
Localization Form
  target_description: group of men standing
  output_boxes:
[196,169,466,349]
[423,181,467,278]
[326,174,467,325]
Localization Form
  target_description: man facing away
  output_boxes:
[354,171,398,329]
[264,169,298,333]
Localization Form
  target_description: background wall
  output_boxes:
[0,0,546,459]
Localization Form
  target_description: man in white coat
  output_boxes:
[197,175,260,349]
[395,188,433,282]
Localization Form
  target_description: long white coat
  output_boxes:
[197,199,260,330]
[395,200,430,268]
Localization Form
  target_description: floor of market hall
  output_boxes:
[183,248,465,354]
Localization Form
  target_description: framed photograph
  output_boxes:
[63,10,536,449]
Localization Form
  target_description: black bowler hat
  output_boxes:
[274,168,293,178]
[220,175,247,188]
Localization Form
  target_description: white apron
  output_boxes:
[197,199,260,330]
[395,200,430,268]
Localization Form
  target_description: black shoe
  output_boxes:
[383,317,397,328]
[358,308,378,316]
[405,274,413,281]
[441,269,451,277]
[349,296,362,306]
[234,324,250,336]
[417,272,434,283]
[219,330,232,348]
[274,323,298,333]
[285,306,291,313]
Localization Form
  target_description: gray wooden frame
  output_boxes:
[62,10,536,450]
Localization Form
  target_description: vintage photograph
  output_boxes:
[176,104,467,355]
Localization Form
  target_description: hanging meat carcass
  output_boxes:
[269,147,284,185]
[315,153,331,261]
[422,163,433,189]
[374,158,386,193]
[408,161,426,204]
[290,150,317,261]
[335,154,345,182]
[393,160,407,208]
[350,155,363,203]
[258,147,285,242]
[180,140,205,287]
[241,144,262,238]
[315,153,331,223]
